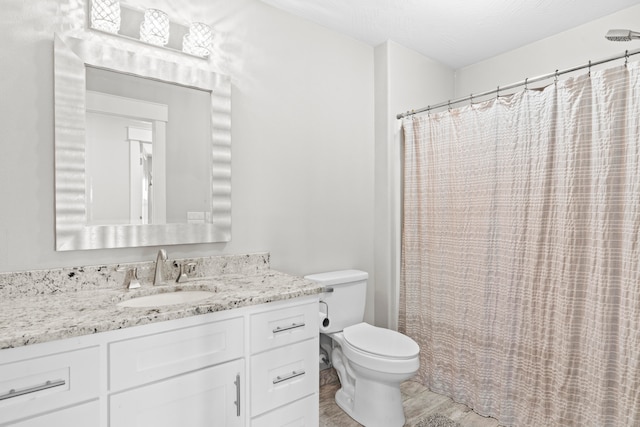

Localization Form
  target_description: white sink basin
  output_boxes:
[117,291,216,308]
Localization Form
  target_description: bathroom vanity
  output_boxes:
[0,254,322,427]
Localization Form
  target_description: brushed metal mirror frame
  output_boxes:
[54,34,231,250]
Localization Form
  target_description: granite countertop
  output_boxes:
[0,270,323,350]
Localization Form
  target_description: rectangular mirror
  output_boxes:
[54,34,231,250]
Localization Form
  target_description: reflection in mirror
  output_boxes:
[86,90,162,226]
[86,67,210,225]
[54,34,231,250]
[85,67,213,226]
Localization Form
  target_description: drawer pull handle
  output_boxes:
[272,322,306,334]
[0,379,66,401]
[233,373,241,417]
[273,370,306,384]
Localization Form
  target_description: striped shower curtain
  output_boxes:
[400,63,640,426]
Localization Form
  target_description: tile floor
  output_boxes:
[319,379,501,427]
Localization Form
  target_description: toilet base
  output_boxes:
[334,373,406,427]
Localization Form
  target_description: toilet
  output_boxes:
[305,270,420,427]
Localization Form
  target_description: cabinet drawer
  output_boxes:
[8,400,99,427]
[251,394,318,427]
[250,338,318,417]
[110,359,244,427]
[250,301,318,354]
[0,346,99,424]
[109,316,243,391]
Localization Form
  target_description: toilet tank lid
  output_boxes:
[304,270,368,286]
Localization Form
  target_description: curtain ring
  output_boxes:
[554,70,559,84]
[588,60,592,77]
[427,106,431,117]
[470,93,474,105]
[524,78,528,91]
[448,100,452,111]
[625,50,629,67]
[496,86,500,99]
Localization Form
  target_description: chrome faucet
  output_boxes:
[153,249,167,285]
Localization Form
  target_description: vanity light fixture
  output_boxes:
[90,0,121,34]
[182,22,213,58]
[88,1,210,60]
[139,8,170,46]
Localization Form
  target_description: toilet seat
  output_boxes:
[343,322,419,359]
[335,323,420,375]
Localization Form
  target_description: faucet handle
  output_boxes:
[117,267,141,290]
[175,262,197,283]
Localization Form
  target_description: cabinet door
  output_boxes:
[7,400,99,427]
[110,359,244,427]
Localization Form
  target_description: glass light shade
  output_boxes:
[182,22,212,57]
[140,8,170,46]
[91,0,121,34]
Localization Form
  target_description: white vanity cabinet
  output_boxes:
[0,294,319,427]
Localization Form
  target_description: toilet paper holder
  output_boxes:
[319,301,330,329]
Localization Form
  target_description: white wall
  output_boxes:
[455,4,640,98]
[374,40,454,328]
[0,0,375,320]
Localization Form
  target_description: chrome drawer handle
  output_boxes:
[272,322,305,334]
[0,379,66,401]
[233,374,241,417]
[273,370,305,384]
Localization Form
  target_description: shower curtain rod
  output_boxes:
[396,47,640,120]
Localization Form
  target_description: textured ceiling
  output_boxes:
[259,0,640,68]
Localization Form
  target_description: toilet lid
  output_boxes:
[343,323,419,359]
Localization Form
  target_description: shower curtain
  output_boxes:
[400,63,640,426]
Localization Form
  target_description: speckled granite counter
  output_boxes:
[0,253,323,350]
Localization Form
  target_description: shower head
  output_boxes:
[605,29,640,42]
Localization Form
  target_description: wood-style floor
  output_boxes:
[319,380,501,427]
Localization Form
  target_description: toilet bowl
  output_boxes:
[305,270,420,427]
[329,323,419,427]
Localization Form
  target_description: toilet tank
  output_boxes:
[304,270,368,333]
